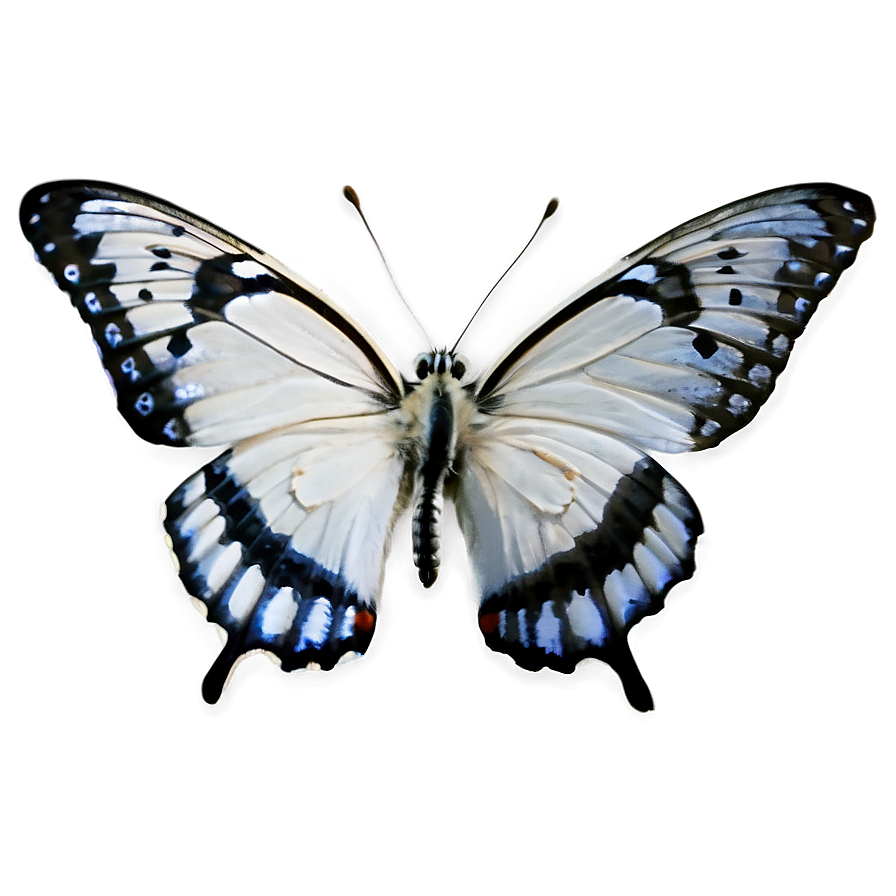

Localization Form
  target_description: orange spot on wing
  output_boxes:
[355,610,376,635]
[478,612,500,635]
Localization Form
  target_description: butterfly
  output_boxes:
[20,181,874,710]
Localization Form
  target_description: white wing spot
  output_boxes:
[179,497,218,537]
[661,477,690,515]
[174,382,205,402]
[231,260,269,279]
[160,532,180,574]
[29,213,40,225]
[728,393,750,412]
[205,541,243,593]
[517,608,530,648]
[772,333,790,356]
[535,601,563,656]
[134,392,154,415]
[633,543,671,594]
[567,590,607,645]
[120,357,138,381]
[748,363,771,387]
[227,566,265,621]
[261,588,298,636]
[700,419,720,439]
[604,564,650,627]
[63,263,80,283]
[104,323,122,347]
[338,605,357,639]
[652,504,690,557]
[43,242,55,253]
[85,292,101,313]
[297,597,332,650]
[624,264,660,284]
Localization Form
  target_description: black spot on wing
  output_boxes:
[717,247,746,260]
[167,331,192,358]
[691,330,718,359]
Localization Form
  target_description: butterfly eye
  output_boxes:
[451,354,468,380]
[414,353,432,380]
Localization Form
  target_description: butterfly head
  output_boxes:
[413,350,468,383]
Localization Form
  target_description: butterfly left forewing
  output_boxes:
[459,184,873,708]
[20,181,403,447]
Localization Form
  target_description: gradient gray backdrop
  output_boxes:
[2,2,894,894]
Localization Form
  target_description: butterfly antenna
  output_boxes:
[343,185,433,349]
[451,197,559,353]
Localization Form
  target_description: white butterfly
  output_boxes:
[20,181,874,710]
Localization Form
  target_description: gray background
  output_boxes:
[3,3,891,893]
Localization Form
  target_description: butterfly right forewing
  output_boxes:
[477,184,875,454]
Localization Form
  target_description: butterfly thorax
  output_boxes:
[402,352,473,587]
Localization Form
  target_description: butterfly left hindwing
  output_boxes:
[21,181,409,700]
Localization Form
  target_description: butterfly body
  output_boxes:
[20,181,874,709]
[401,353,471,588]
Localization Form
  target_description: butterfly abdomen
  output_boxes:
[409,376,461,588]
